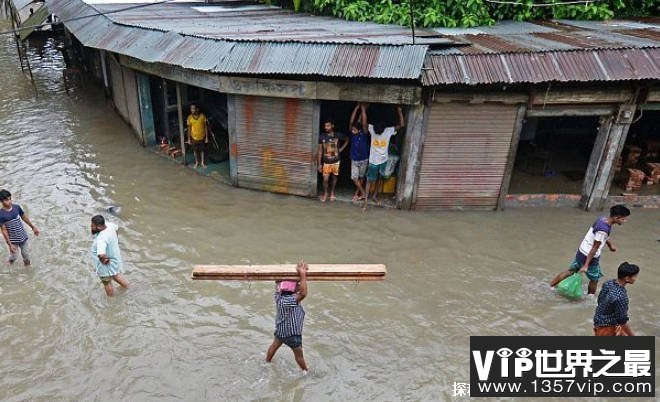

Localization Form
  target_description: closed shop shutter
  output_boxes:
[233,95,316,196]
[122,67,143,143]
[415,103,518,210]
[108,55,128,121]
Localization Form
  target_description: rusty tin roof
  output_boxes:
[46,0,433,80]
[424,19,660,85]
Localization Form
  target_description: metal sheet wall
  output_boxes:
[108,55,128,121]
[415,103,518,210]
[233,95,316,196]
[122,67,143,143]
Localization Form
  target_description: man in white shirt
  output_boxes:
[91,215,129,296]
[550,205,630,295]
[359,104,405,211]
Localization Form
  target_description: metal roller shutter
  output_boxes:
[108,55,128,121]
[415,103,518,210]
[234,95,316,196]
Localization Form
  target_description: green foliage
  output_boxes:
[263,0,658,28]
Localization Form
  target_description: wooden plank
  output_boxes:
[581,115,613,209]
[316,82,421,105]
[647,88,660,103]
[192,264,387,281]
[220,76,315,99]
[586,110,634,211]
[120,55,420,105]
[433,91,528,104]
[396,102,426,210]
[530,88,633,105]
[526,105,615,117]
[497,104,527,210]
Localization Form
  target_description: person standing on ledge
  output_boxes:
[186,103,209,169]
[266,260,309,374]
[593,262,640,336]
[90,215,129,296]
[317,119,348,203]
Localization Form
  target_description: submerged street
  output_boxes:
[0,26,658,401]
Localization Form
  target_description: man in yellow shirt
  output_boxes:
[186,104,208,168]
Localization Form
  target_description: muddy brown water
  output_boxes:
[0,26,658,401]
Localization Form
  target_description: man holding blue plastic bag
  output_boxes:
[550,205,630,296]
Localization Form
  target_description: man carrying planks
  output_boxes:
[266,260,309,374]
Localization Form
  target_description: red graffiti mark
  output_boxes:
[284,98,299,145]
[231,143,238,156]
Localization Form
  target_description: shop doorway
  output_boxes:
[509,116,600,194]
[318,101,405,205]
[149,79,230,180]
[609,110,660,196]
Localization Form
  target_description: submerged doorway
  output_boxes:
[318,100,405,206]
[509,116,600,194]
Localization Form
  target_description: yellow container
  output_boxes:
[382,177,397,194]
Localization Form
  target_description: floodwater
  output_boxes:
[0,26,658,402]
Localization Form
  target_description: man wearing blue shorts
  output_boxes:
[550,205,630,295]
[359,104,405,211]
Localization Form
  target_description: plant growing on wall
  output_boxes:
[261,0,657,27]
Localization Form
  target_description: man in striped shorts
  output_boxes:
[0,189,40,266]
[266,261,309,373]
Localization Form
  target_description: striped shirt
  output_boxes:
[274,292,305,338]
[0,205,28,244]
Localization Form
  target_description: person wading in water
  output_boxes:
[550,205,630,296]
[90,215,129,296]
[0,189,40,266]
[593,262,640,336]
[266,260,309,374]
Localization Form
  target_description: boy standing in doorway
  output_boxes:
[186,103,209,169]
[317,120,348,202]
[266,261,309,374]
[360,104,405,211]
[348,103,370,202]
[0,189,40,266]
[90,215,129,296]
[550,205,630,295]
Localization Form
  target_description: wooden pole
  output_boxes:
[176,82,187,165]
[9,8,25,72]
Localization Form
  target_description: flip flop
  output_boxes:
[329,195,337,202]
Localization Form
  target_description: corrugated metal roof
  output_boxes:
[90,0,451,46]
[432,19,659,54]
[424,18,660,85]
[47,0,429,79]
[47,0,660,85]
[422,48,660,85]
